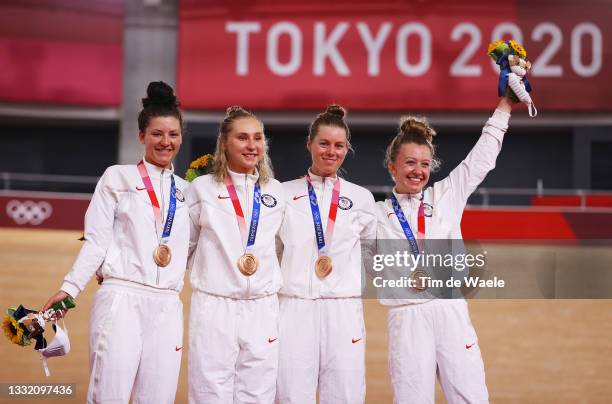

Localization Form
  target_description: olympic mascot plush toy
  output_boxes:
[488,39,537,117]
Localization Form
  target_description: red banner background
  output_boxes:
[178,1,611,111]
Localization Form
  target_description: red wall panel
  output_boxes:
[0,3,123,106]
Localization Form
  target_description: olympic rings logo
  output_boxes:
[5,200,53,225]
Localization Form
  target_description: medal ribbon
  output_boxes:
[390,193,425,256]
[306,175,340,256]
[137,160,177,243]
[224,175,261,253]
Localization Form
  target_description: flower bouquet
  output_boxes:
[3,296,76,350]
[185,153,214,182]
[488,39,537,117]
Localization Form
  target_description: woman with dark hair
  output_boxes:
[276,105,377,404]
[187,106,285,403]
[377,95,514,403]
[42,81,190,403]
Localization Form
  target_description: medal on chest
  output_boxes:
[225,175,262,276]
[306,175,340,279]
[137,160,177,268]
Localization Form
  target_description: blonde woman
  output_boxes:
[187,107,285,403]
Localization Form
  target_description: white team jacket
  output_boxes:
[187,170,285,299]
[61,160,191,298]
[278,172,377,299]
[375,108,511,306]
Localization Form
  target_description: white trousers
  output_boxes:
[86,279,183,404]
[388,299,488,404]
[188,292,279,404]
[276,297,366,404]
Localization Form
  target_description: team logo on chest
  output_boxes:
[423,203,434,217]
[260,193,277,208]
[338,196,353,210]
[175,188,185,202]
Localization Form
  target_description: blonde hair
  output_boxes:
[384,115,441,172]
[212,106,274,184]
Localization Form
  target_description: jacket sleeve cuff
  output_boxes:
[487,109,511,132]
[60,281,81,299]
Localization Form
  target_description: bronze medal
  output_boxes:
[238,253,258,276]
[153,244,172,267]
[315,256,333,278]
[411,269,429,291]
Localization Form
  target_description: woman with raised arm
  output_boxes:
[276,105,377,404]
[376,95,514,403]
[42,81,190,403]
[187,106,285,403]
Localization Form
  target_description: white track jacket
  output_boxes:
[61,160,190,298]
[187,170,285,299]
[375,108,511,306]
[278,172,377,299]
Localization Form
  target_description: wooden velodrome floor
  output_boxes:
[1,228,611,403]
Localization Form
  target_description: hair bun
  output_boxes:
[399,115,436,142]
[142,81,178,108]
[325,104,346,118]
[225,105,248,118]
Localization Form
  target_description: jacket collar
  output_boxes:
[142,157,174,178]
[392,187,423,204]
[307,168,338,185]
[227,168,259,186]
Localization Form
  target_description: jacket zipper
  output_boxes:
[245,174,251,299]
[157,169,165,286]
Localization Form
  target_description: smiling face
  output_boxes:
[388,142,432,194]
[307,124,349,177]
[139,116,182,168]
[224,117,265,174]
